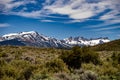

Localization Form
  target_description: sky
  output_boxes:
[0,0,120,40]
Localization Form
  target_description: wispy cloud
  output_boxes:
[84,19,120,30]
[43,0,120,22]
[40,19,56,22]
[0,23,10,27]
[93,26,120,31]
[0,0,120,23]
[11,11,42,18]
[43,0,95,20]
[117,34,120,37]
[0,0,37,14]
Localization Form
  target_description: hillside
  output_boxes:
[0,46,120,80]
[91,39,120,51]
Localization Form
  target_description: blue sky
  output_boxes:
[0,0,120,40]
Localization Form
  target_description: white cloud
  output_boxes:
[0,0,120,23]
[0,0,37,13]
[41,15,68,19]
[94,26,120,31]
[70,11,94,19]
[64,20,83,23]
[5,1,25,9]
[100,10,120,20]
[43,0,120,22]
[85,18,120,29]
[40,20,55,22]
[0,0,13,4]
[44,0,95,20]
[0,23,10,27]
[11,11,42,18]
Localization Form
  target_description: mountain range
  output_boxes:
[0,31,110,48]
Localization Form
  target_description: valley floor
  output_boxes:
[0,46,120,80]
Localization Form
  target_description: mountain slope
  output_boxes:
[0,39,26,46]
[0,31,70,48]
[0,31,110,48]
[91,39,120,51]
[64,36,110,46]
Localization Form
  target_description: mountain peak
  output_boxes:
[2,31,39,39]
[19,31,38,35]
[64,36,110,46]
[0,31,110,48]
[0,31,70,48]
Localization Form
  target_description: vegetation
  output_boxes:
[0,45,120,80]
[60,46,100,69]
[91,39,120,51]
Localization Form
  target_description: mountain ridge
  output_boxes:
[0,31,110,48]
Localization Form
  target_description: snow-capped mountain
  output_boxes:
[64,36,110,46]
[2,31,49,43]
[0,31,110,48]
[0,31,70,48]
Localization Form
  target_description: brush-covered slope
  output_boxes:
[0,46,119,80]
[91,39,120,51]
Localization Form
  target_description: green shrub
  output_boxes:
[80,70,97,80]
[71,69,97,80]
[0,52,8,57]
[45,59,69,73]
[0,64,20,79]
[31,72,55,80]
[54,72,71,80]
[0,58,6,67]
[111,52,120,65]
[81,47,100,65]
[60,46,82,69]
[60,46,100,69]
[23,66,34,80]
[1,76,16,80]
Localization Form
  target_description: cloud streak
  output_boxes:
[94,26,120,31]
[40,19,56,22]
[43,0,120,22]
[0,23,10,27]
[0,0,120,24]
[0,0,37,14]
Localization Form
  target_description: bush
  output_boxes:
[31,72,53,80]
[0,52,8,57]
[23,66,34,80]
[80,71,97,80]
[71,69,97,80]
[81,47,100,65]
[54,72,71,80]
[0,64,19,79]
[45,59,69,73]
[111,52,120,65]
[60,46,100,69]
[60,46,82,69]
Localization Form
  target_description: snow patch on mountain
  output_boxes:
[0,31,110,48]
[64,37,110,46]
[1,31,70,48]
